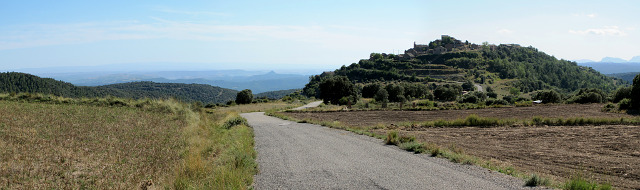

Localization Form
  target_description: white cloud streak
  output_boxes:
[569,26,627,36]
[0,19,393,51]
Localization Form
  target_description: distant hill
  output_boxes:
[0,72,239,104]
[607,72,640,83]
[600,57,628,63]
[304,36,624,97]
[35,70,310,93]
[578,62,640,74]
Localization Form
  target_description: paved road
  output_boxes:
[242,112,530,189]
[291,101,323,110]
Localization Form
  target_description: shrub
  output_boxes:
[632,74,640,109]
[461,94,478,103]
[319,76,358,105]
[462,80,476,91]
[235,89,253,104]
[374,88,389,104]
[223,116,248,129]
[563,176,610,190]
[612,86,632,103]
[362,83,381,98]
[525,174,550,187]
[399,142,425,154]
[618,98,632,110]
[385,131,399,145]
[385,84,405,102]
[434,84,462,101]
[533,90,562,103]
[567,88,608,104]
[485,98,509,106]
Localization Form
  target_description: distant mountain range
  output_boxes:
[19,70,311,93]
[572,56,640,74]
[573,56,640,63]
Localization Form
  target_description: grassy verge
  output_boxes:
[0,93,257,189]
[214,100,306,113]
[172,109,256,189]
[268,111,617,189]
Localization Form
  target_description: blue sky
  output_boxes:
[1,0,639,72]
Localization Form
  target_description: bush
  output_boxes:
[385,84,405,102]
[502,95,517,104]
[533,90,562,103]
[563,176,611,190]
[374,88,389,103]
[618,98,632,110]
[361,83,381,98]
[462,80,476,91]
[612,86,632,103]
[434,84,462,101]
[319,76,358,105]
[485,98,509,106]
[632,74,640,109]
[461,94,479,103]
[385,131,399,145]
[235,89,253,104]
[568,88,608,104]
[525,174,550,187]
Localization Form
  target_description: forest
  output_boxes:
[0,72,239,104]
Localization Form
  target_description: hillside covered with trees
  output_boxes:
[0,72,239,104]
[303,36,626,107]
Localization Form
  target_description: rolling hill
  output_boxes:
[0,72,239,104]
[304,36,624,97]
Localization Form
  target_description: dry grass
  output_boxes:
[0,94,259,189]
[214,100,305,113]
[0,101,185,189]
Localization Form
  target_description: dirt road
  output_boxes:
[241,112,532,189]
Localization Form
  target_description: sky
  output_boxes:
[1,0,639,73]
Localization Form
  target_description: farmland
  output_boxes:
[0,101,184,189]
[281,104,640,189]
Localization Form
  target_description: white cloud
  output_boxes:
[572,13,597,18]
[497,29,514,34]
[0,18,399,51]
[569,26,626,36]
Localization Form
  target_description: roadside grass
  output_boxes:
[214,100,305,113]
[268,110,618,189]
[0,93,257,189]
[563,175,612,190]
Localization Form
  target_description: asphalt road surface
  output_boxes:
[291,101,323,110]
[242,111,531,189]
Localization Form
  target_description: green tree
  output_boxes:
[374,88,389,108]
[362,83,381,98]
[235,89,253,104]
[462,80,476,91]
[385,84,405,102]
[632,74,640,109]
[318,76,358,105]
[612,86,632,103]
[533,90,562,104]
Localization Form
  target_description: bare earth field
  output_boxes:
[0,101,184,189]
[283,104,632,127]
[282,104,640,189]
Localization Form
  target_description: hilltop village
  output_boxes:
[375,35,520,61]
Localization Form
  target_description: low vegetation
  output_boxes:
[0,93,257,189]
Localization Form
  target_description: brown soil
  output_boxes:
[282,104,640,189]
[283,104,631,127]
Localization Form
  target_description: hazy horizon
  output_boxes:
[2,0,640,72]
